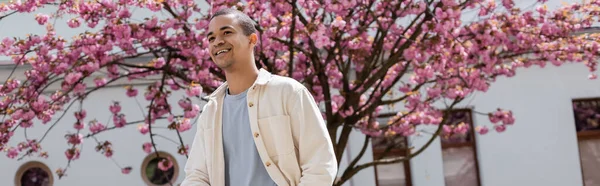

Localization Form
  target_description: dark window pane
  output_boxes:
[20,167,50,186]
[372,136,408,152]
[441,110,473,145]
[573,99,600,132]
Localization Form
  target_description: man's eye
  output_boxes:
[208,37,215,42]
[224,31,232,35]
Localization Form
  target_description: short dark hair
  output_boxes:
[210,8,257,36]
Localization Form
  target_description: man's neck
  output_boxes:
[224,64,259,95]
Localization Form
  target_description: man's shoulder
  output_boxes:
[265,75,307,93]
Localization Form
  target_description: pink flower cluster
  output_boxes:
[95,141,114,158]
[489,109,515,133]
[158,157,174,171]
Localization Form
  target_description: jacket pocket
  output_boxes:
[258,115,295,158]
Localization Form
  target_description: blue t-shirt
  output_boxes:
[222,88,277,186]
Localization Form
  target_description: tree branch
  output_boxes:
[0,11,17,21]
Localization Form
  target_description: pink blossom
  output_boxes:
[157,157,174,171]
[476,126,489,135]
[28,140,40,152]
[184,104,200,118]
[105,149,113,158]
[178,145,189,155]
[178,98,192,109]
[74,121,85,130]
[66,134,83,145]
[94,77,107,87]
[89,120,106,134]
[113,114,127,128]
[138,124,149,135]
[118,9,131,18]
[6,147,18,159]
[453,123,469,135]
[153,58,166,68]
[495,125,506,133]
[35,14,49,25]
[339,107,354,118]
[177,118,192,132]
[310,25,332,48]
[17,142,28,151]
[121,167,132,174]
[186,84,203,97]
[39,152,48,159]
[74,110,87,120]
[126,86,138,97]
[442,125,453,135]
[331,16,346,29]
[55,168,65,178]
[73,83,86,94]
[489,109,515,125]
[19,120,33,128]
[67,18,81,28]
[65,148,81,160]
[143,142,153,154]
[398,84,411,93]
[536,5,548,15]
[65,72,82,85]
[109,102,121,114]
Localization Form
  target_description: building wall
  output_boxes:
[464,63,589,186]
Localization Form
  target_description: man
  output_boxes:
[181,8,338,186]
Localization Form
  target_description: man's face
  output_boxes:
[206,14,255,69]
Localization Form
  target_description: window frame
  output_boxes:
[572,97,600,185]
[372,140,413,186]
[14,161,53,186]
[572,97,600,139]
[440,108,482,186]
[371,113,413,186]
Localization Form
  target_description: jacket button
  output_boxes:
[249,102,254,107]
[265,161,271,167]
[254,132,259,138]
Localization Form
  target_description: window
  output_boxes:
[371,114,412,186]
[440,109,481,186]
[141,151,179,186]
[572,98,600,186]
[15,161,53,186]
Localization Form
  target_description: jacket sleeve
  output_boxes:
[180,123,211,186]
[289,87,338,186]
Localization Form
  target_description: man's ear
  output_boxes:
[249,33,258,46]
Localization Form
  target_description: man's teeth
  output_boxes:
[216,49,230,55]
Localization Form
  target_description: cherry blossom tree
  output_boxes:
[2,0,600,185]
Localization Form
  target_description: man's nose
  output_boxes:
[213,38,224,47]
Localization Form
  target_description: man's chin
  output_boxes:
[215,61,234,69]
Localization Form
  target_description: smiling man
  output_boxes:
[181,8,338,186]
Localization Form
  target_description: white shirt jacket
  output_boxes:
[181,69,338,186]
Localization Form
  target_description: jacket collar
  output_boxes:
[207,68,273,99]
